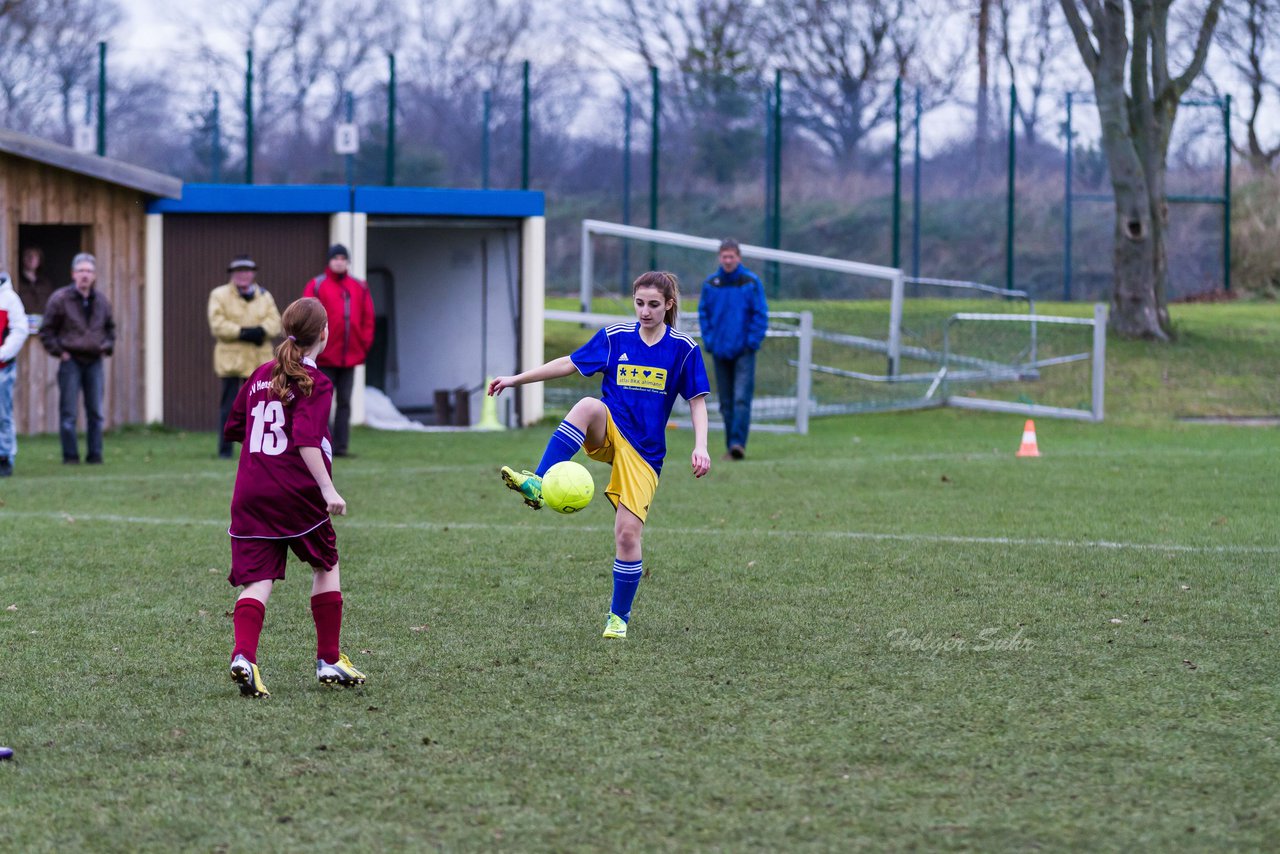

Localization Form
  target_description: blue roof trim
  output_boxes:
[147,183,545,217]
[148,184,349,214]
[355,187,544,217]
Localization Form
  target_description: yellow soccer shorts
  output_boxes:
[585,408,659,523]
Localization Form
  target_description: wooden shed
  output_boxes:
[0,128,181,435]
[147,184,546,432]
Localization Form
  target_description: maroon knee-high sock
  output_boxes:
[311,591,344,664]
[232,598,266,663]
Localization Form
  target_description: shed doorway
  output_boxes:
[366,218,521,426]
[17,224,87,315]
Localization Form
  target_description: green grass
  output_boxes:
[2,306,1279,851]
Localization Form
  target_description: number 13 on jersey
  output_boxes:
[249,400,288,455]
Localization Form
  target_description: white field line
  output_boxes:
[13,464,477,484]
[3,511,1277,556]
[7,444,1275,484]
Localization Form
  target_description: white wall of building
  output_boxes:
[366,220,522,426]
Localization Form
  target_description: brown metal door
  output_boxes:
[162,214,330,433]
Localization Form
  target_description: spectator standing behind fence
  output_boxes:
[697,239,769,461]
[302,244,373,458]
[0,271,31,477]
[209,254,282,459]
[40,253,114,464]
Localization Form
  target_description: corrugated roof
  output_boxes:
[0,127,181,198]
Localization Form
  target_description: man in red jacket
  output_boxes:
[303,244,374,457]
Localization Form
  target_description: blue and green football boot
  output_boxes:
[500,466,544,510]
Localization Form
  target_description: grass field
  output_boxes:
[2,302,1278,851]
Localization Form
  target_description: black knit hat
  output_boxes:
[228,254,257,272]
[328,244,349,261]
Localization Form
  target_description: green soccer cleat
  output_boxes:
[602,613,628,639]
[501,466,544,510]
[230,654,270,698]
[317,651,366,687]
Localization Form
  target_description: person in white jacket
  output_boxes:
[0,272,31,477]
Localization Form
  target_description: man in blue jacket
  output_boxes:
[698,239,769,461]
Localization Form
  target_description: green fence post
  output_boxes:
[912,87,922,279]
[344,91,355,187]
[622,87,632,293]
[385,53,396,186]
[770,69,782,293]
[1223,94,1232,293]
[763,89,773,250]
[521,61,530,190]
[1006,83,1017,293]
[896,79,906,268]
[1063,92,1073,301]
[96,42,106,156]
[892,78,902,269]
[649,65,660,270]
[245,49,254,184]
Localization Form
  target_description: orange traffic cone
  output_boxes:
[1016,419,1041,457]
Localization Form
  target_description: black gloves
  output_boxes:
[238,326,266,345]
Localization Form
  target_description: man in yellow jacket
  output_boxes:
[208,255,282,458]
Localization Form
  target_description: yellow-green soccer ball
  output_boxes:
[542,461,594,514]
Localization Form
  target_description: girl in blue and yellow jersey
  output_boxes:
[487,271,712,640]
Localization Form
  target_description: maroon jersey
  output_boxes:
[225,358,334,539]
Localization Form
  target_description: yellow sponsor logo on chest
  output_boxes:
[616,364,668,391]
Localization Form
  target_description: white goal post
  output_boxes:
[942,304,1108,422]
[551,220,1108,430]
[580,219,910,375]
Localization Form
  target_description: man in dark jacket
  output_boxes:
[698,239,769,461]
[40,253,115,464]
[303,244,374,457]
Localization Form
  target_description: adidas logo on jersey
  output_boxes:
[618,353,630,362]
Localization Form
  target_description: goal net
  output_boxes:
[542,221,1105,430]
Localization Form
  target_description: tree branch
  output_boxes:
[1058,0,1099,75]
[1167,0,1223,97]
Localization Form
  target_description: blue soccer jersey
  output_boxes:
[571,322,710,475]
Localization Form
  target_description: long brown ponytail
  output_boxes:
[633,270,680,327]
[270,297,327,403]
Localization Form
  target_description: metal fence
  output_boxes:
[31,46,1234,305]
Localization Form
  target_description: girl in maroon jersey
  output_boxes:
[222,297,365,697]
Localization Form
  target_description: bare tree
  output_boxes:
[1059,0,1224,340]
[398,0,559,186]
[0,1,52,135]
[769,0,898,167]
[169,0,399,181]
[596,0,769,181]
[408,0,533,93]
[39,0,123,145]
[1206,0,1280,172]
[997,0,1076,149]
[0,0,122,144]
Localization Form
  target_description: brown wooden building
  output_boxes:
[155,202,330,433]
[149,185,547,432]
[0,128,180,435]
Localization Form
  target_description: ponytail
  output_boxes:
[269,337,314,402]
[270,298,328,404]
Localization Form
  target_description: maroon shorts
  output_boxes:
[228,519,338,587]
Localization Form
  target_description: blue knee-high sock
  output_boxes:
[610,559,643,621]
[536,420,585,477]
